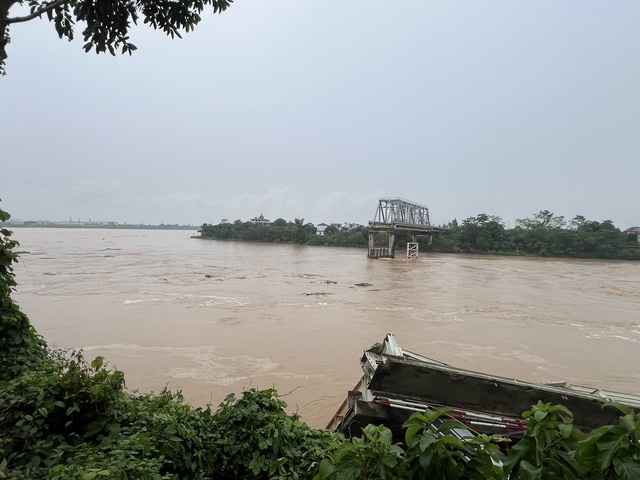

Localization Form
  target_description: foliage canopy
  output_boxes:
[0,0,233,74]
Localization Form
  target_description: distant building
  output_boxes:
[5,218,24,225]
[342,222,362,230]
[251,214,270,224]
[316,223,347,235]
[623,226,640,243]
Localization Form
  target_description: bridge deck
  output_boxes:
[369,222,448,234]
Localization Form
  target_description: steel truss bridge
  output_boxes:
[368,198,448,258]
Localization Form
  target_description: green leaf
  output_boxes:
[418,434,438,452]
[439,435,465,449]
[404,424,422,446]
[613,457,640,479]
[603,401,634,417]
[619,413,637,435]
[533,410,548,422]
[518,459,543,480]
[91,356,104,370]
[595,426,629,468]
[559,422,574,438]
[250,461,261,476]
[548,403,573,417]
[313,459,335,480]
[418,449,434,470]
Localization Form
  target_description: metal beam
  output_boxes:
[372,198,432,227]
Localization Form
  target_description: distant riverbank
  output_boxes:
[198,212,640,261]
[9,223,198,231]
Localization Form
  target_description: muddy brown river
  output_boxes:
[11,228,640,427]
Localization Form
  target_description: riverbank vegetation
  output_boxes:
[429,211,640,260]
[199,219,370,247]
[200,210,640,260]
[3,208,640,478]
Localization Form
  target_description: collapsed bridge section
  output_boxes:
[368,198,448,258]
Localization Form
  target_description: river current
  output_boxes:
[12,228,640,427]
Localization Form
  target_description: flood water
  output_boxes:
[11,228,640,427]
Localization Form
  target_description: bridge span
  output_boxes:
[368,198,448,258]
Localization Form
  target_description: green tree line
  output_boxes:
[200,211,640,260]
[424,210,640,260]
[199,219,370,248]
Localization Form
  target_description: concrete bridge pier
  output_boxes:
[368,232,395,259]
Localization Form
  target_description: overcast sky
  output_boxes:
[2,1,639,228]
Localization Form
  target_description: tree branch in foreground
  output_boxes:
[6,0,69,24]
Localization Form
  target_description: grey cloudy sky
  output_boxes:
[2,1,639,228]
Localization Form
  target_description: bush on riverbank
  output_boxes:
[2,350,639,479]
[315,401,640,480]
[0,357,339,479]
[0,208,47,381]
